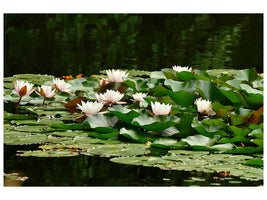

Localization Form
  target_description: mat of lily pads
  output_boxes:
[4,68,263,182]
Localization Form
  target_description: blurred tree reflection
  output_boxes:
[4,14,263,77]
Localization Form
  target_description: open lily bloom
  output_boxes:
[36,85,56,98]
[77,101,104,116]
[106,69,129,82]
[151,101,172,115]
[53,78,71,94]
[195,98,215,115]
[14,80,35,97]
[132,93,147,102]
[172,65,192,73]
[95,89,126,105]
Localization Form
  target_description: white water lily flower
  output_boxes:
[172,65,192,73]
[151,101,172,116]
[106,69,129,82]
[132,93,147,102]
[14,80,35,97]
[36,85,56,98]
[77,101,104,116]
[53,78,71,93]
[195,98,215,115]
[95,89,126,105]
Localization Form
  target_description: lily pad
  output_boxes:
[17,149,79,157]
[132,114,180,133]
[182,134,220,150]
[88,143,150,156]
[109,105,141,124]
[84,114,119,133]
[120,128,155,143]
[151,138,185,150]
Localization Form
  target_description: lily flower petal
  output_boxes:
[14,80,35,97]
[106,69,129,82]
[132,93,147,102]
[172,65,192,73]
[77,101,104,116]
[151,101,172,115]
[96,89,125,105]
[36,85,56,98]
[194,97,215,115]
[53,78,71,94]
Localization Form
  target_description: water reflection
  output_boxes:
[4,14,263,77]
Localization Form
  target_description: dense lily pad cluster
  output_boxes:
[3,68,263,181]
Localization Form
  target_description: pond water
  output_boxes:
[4,14,263,77]
[4,145,263,186]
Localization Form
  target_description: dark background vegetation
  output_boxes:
[4,14,263,77]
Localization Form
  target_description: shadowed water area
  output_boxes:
[4,14,263,77]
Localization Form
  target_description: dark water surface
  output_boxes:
[4,145,263,186]
[4,14,263,77]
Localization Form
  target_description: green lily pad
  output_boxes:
[167,90,195,107]
[123,77,148,92]
[84,114,119,133]
[4,132,47,145]
[244,159,263,167]
[151,138,185,150]
[217,136,250,144]
[120,128,155,143]
[164,79,196,92]
[50,122,90,130]
[51,130,90,138]
[132,114,180,133]
[17,149,79,157]
[182,134,220,150]
[192,117,228,138]
[109,105,141,124]
[88,131,120,139]
[14,125,62,133]
[4,111,38,120]
[88,143,150,157]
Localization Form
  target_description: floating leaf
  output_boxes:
[88,143,150,157]
[88,131,120,139]
[164,79,196,92]
[120,128,155,143]
[166,90,194,107]
[17,149,79,157]
[84,114,119,133]
[182,134,220,150]
[245,159,263,167]
[132,114,180,133]
[109,105,141,124]
[4,132,47,145]
[228,126,251,137]
[151,138,185,150]
[217,136,250,144]
[229,114,248,126]
[50,122,90,130]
